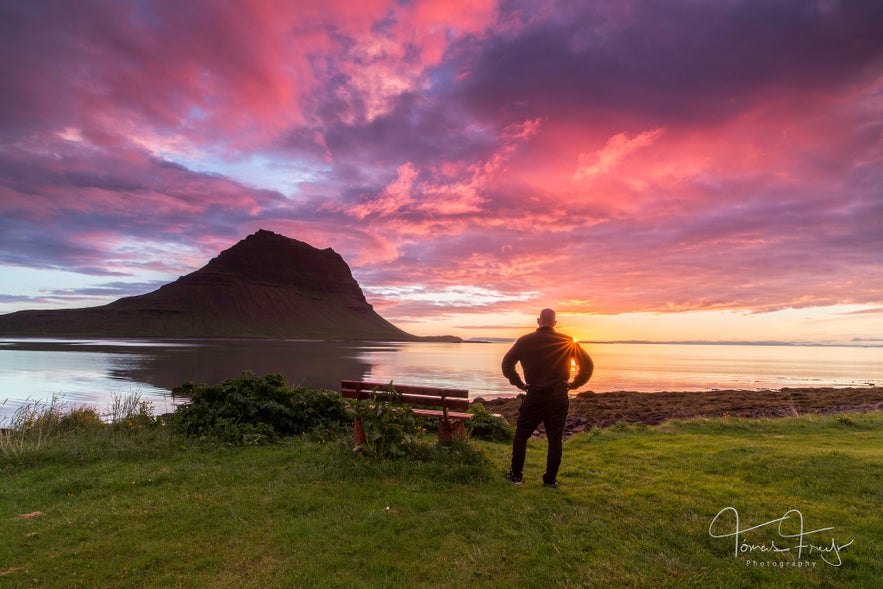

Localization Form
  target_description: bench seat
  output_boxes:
[341,380,472,443]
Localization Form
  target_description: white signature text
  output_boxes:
[709,507,853,567]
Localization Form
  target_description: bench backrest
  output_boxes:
[340,380,470,412]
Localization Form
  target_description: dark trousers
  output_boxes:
[510,384,570,484]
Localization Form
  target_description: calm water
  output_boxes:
[1,338,881,421]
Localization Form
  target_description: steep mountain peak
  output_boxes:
[193,229,361,296]
[0,230,424,340]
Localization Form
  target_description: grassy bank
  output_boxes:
[2,413,881,588]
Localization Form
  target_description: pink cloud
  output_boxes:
[351,162,420,219]
[0,0,881,333]
[573,128,665,181]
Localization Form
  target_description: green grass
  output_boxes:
[2,413,881,588]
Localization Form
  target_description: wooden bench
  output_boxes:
[340,380,472,443]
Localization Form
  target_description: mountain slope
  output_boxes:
[0,230,423,340]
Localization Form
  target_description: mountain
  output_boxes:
[0,230,447,341]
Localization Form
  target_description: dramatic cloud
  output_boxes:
[0,0,881,341]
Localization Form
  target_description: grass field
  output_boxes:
[2,412,881,588]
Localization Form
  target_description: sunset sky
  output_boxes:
[1,0,881,344]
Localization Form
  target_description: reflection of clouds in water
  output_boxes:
[8,339,388,422]
[358,343,517,396]
[113,340,375,392]
[3,339,882,422]
[0,341,184,421]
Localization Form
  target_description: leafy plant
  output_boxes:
[465,402,514,442]
[171,372,350,445]
[350,385,422,459]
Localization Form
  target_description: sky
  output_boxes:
[1,0,882,345]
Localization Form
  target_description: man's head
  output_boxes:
[537,308,557,328]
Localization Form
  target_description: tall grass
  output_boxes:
[0,395,68,460]
[0,392,160,465]
[108,392,157,429]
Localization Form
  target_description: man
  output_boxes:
[501,308,594,488]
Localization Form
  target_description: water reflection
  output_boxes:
[0,339,378,420]
[2,338,881,422]
[107,339,376,391]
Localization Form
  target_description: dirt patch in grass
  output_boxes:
[477,387,883,438]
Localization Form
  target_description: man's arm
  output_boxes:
[568,343,594,390]
[501,344,527,390]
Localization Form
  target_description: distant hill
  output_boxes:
[0,230,455,341]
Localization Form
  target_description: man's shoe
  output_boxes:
[505,472,523,485]
[543,481,559,489]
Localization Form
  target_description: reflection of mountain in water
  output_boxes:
[106,340,377,392]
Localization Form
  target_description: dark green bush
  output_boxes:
[465,403,514,442]
[350,390,422,459]
[171,372,350,445]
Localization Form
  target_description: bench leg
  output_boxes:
[437,420,466,442]
[353,417,366,446]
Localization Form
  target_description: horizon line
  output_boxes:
[464,337,882,348]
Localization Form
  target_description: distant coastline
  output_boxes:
[465,337,882,348]
[481,386,883,437]
[587,340,883,348]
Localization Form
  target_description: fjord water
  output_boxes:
[1,338,881,421]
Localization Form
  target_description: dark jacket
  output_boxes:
[501,326,594,391]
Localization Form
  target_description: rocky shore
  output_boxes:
[477,386,883,439]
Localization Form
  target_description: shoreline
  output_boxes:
[477,386,883,438]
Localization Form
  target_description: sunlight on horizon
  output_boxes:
[394,304,883,346]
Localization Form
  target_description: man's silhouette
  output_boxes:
[502,308,594,487]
